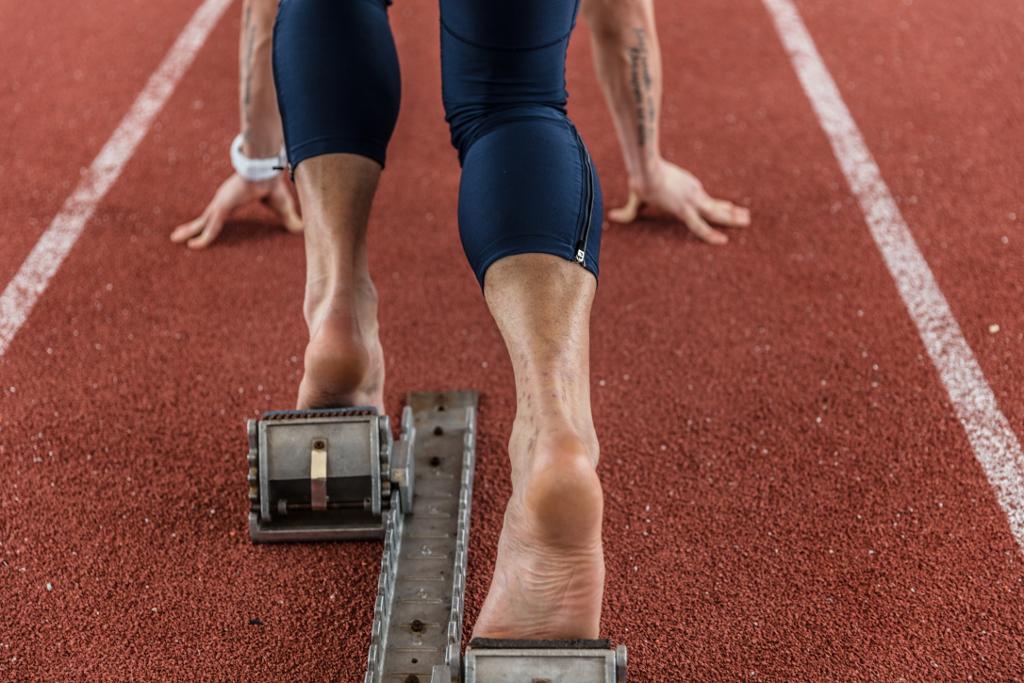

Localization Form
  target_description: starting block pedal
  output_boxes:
[458,639,627,683]
[245,390,628,682]
[246,405,415,542]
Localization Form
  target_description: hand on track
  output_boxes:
[170,173,302,249]
[609,159,750,244]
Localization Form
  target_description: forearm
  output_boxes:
[583,0,662,192]
[239,0,282,158]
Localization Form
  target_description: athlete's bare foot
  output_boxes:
[297,279,385,411]
[472,430,605,639]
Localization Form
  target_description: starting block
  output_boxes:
[246,390,627,682]
[247,405,414,541]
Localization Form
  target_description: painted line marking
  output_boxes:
[0,0,233,357]
[762,0,1024,552]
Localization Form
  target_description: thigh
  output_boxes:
[458,116,602,284]
[439,0,603,286]
[273,0,402,170]
[439,0,580,157]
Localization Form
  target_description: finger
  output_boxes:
[266,182,303,233]
[608,191,642,223]
[681,205,729,245]
[170,216,206,243]
[187,210,226,249]
[698,196,751,227]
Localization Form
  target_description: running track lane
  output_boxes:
[789,0,1024,532]
[765,0,1024,546]
[0,0,210,288]
[1,0,1023,680]
[0,0,234,356]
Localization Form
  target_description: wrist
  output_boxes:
[628,155,665,196]
[230,133,286,182]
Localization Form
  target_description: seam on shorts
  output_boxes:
[288,135,388,171]
[473,234,584,287]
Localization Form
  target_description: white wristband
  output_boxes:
[230,133,286,181]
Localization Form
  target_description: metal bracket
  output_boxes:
[364,391,478,683]
[390,406,416,515]
[310,438,328,511]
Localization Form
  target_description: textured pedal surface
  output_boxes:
[260,406,378,420]
[469,638,612,650]
[365,390,478,683]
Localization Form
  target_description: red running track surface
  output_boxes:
[1,0,1022,679]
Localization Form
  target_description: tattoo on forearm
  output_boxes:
[627,28,656,148]
[241,2,255,144]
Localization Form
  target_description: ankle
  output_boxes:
[511,408,598,465]
[303,274,377,330]
[509,428,603,544]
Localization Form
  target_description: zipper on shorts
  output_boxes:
[571,125,595,266]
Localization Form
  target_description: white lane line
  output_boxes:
[0,0,233,357]
[762,0,1024,552]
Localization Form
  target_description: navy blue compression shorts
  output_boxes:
[273,0,603,285]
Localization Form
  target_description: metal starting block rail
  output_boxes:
[246,390,627,682]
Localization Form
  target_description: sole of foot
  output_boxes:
[472,433,605,640]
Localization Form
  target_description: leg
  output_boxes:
[294,154,385,411]
[439,0,607,637]
[439,0,608,639]
[272,0,400,410]
[473,254,604,639]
